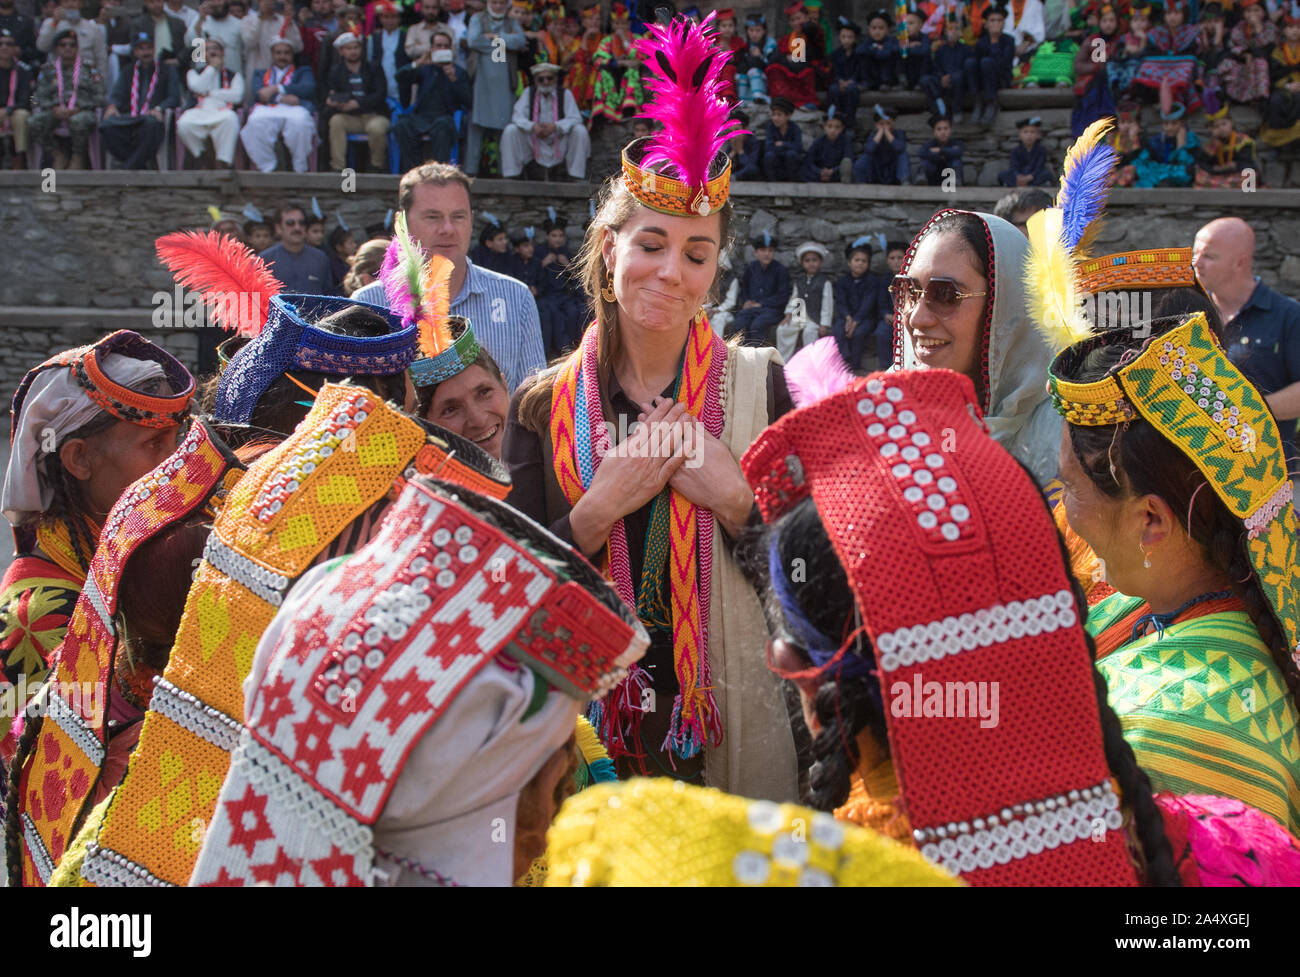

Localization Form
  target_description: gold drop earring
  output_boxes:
[601,270,616,302]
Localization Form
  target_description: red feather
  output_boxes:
[155,230,282,337]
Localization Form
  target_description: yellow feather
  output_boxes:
[1024,208,1093,355]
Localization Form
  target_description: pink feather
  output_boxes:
[636,12,746,189]
[378,236,415,326]
[784,337,857,408]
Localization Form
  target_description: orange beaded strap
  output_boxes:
[14,420,239,885]
[1075,248,1198,295]
[78,386,510,887]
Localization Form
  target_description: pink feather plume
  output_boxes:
[636,12,746,189]
[784,337,857,409]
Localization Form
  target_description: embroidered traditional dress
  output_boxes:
[1087,592,1300,834]
[58,387,511,887]
[0,527,85,766]
[1132,24,1201,102]
[9,421,245,885]
[566,27,604,110]
[589,29,643,122]
[1194,128,1259,187]
[1131,129,1200,186]
[1261,41,1300,147]
[1215,18,1275,103]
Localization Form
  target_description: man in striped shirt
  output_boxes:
[353,162,547,393]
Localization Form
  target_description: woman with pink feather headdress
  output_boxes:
[504,12,800,803]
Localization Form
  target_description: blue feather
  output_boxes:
[1057,141,1117,252]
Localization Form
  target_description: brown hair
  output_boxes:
[397,161,474,214]
[516,175,733,433]
[343,236,391,296]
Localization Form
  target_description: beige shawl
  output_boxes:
[703,344,800,803]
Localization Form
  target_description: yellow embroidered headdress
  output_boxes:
[543,779,962,887]
[1025,121,1300,669]
[621,12,743,217]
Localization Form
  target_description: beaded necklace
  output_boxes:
[54,56,81,109]
[550,312,725,763]
[128,60,159,116]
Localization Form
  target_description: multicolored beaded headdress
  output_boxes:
[545,780,962,887]
[11,419,245,885]
[190,475,648,886]
[154,231,418,426]
[621,13,743,218]
[742,369,1142,886]
[1047,311,1300,669]
[73,385,511,887]
[1025,121,1300,670]
[215,295,418,425]
[10,329,195,434]
[378,215,482,387]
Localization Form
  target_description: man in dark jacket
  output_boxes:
[0,28,32,166]
[392,44,467,169]
[0,0,39,66]
[369,0,409,103]
[324,31,388,171]
[132,0,190,75]
[100,32,178,168]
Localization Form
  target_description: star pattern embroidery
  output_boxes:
[225,782,275,858]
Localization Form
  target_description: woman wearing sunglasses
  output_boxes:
[889,209,1061,486]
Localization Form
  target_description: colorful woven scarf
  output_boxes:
[550,313,725,762]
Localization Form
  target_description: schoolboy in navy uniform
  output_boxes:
[832,236,882,370]
[732,230,792,347]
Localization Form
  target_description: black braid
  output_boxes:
[806,675,880,812]
[1218,524,1300,705]
[4,710,44,887]
[1045,508,1180,886]
[736,497,888,813]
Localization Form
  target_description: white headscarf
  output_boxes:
[2,354,166,526]
[898,211,1062,486]
[242,560,579,887]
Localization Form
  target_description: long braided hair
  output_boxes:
[740,486,1181,886]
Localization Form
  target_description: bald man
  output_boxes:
[1193,217,1300,476]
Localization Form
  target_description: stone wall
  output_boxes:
[3,170,1300,393]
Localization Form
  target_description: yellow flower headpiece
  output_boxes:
[544,779,963,887]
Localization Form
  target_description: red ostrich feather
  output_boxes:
[155,230,282,337]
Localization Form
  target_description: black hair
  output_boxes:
[479,223,508,247]
[885,239,907,254]
[1060,308,1300,712]
[242,218,272,237]
[993,187,1054,222]
[739,485,1181,885]
[327,225,354,253]
[925,210,990,283]
[274,202,307,227]
[844,241,873,261]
